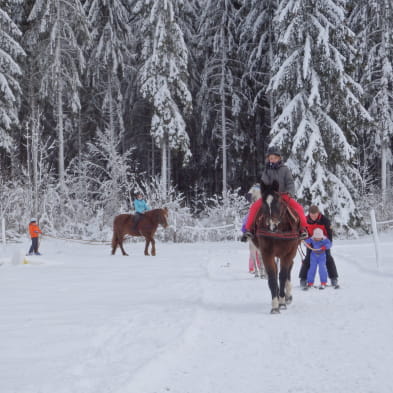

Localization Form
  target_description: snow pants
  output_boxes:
[29,237,39,254]
[307,252,328,285]
[299,248,338,279]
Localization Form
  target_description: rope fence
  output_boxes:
[1,218,242,247]
[42,233,111,245]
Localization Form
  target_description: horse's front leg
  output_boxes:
[285,260,294,304]
[150,238,156,256]
[264,260,279,314]
[144,237,150,256]
[278,262,291,309]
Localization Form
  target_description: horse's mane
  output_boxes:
[144,208,166,218]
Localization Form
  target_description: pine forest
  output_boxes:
[0,0,393,240]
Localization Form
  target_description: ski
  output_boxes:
[301,284,340,290]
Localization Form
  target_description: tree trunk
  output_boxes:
[268,24,275,130]
[168,144,171,191]
[56,1,64,188]
[220,24,227,196]
[32,108,39,216]
[57,83,65,188]
[161,135,168,197]
[381,142,387,202]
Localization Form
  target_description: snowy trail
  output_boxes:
[118,242,393,393]
[0,237,392,393]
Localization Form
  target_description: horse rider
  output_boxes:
[132,192,150,231]
[243,147,308,239]
[299,205,339,288]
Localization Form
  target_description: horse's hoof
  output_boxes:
[279,303,287,310]
[270,308,280,314]
[285,295,293,304]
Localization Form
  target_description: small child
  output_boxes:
[132,192,150,231]
[27,218,42,256]
[303,228,332,290]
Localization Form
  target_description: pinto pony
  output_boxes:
[112,208,168,256]
[252,181,301,313]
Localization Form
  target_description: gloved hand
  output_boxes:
[240,234,248,242]
[320,246,326,250]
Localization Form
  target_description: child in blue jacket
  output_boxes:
[132,192,150,231]
[304,228,332,290]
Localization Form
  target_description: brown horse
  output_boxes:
[252,181,301,314]
[112,208,169,256]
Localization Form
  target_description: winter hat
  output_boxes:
[312,228,324,239]
[30,218,36,222]
[266,147,282,157]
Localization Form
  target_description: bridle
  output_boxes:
[261,192,286,230]
[256,191,300,240]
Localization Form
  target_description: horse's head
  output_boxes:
[246,183,261,203]
[260,181,284,232]
[159,207,169,228]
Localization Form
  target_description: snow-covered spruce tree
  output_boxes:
[240,0,278,126]
[0,2,25,171]
[350,0,393,203]
[196,0,241,195]
[134,0,192,197]
[238,0,278,181]
[268,0,372,232]
[84,0,132,151]
[26,0,89,188]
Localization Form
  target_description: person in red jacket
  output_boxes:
[28,218,42,255]
[299,205,339,288]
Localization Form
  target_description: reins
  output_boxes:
[256,228,300,240]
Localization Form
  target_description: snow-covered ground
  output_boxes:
[1,233,392,393]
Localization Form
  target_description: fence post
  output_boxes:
[1,217,5,246]
[173,215,177,243]
[370,208,381,271]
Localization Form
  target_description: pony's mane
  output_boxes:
[145,208,163,217]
